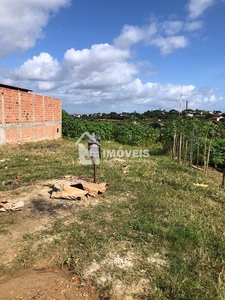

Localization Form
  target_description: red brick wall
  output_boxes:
[4,89,20,124]
[53,99,61,122]
[0,91,2,124]
[22,127,35,142]
[35,126,45,141]
[21,92,33,123]
[44,97,53,122]
[5,129,20,143]
[34,94,44,122]
[0,87,62,145]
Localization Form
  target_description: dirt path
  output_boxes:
[0,267,99,300]
[0,178,101,300]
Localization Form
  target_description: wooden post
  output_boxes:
[189,128,194,167]
[221,169,225,189]
[94,163,97,183]
[88,133,100,183]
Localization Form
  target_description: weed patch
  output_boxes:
[0,139,224,299]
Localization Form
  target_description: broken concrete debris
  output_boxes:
[50,180,108,200]
[51,184,87,200]
[0,179,108,212]
[0,200,24,212]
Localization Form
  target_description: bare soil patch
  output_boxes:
[0,267,99,300]
[0,178,101,300]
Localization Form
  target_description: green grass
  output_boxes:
[0,219,14,234]
[0,138,225,299]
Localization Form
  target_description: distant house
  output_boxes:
[0,83,61,145]
[209,116,224,123]
[213,110,222,116]
[72,114,82,118]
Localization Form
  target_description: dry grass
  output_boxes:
[0,138,225,299]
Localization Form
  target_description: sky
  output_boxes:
[0,0,225,114]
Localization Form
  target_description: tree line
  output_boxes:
[62,110,225,171]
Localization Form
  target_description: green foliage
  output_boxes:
[113,122,159,146]
[62,110,113,140]
[211,138,225,167]
[161,117,225,170]
[1,140,225,299]
[62,110,160,145]
[62,110,225,169]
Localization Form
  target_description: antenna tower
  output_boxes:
[179,85,183,116]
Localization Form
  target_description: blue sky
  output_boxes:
[0,0,224,113]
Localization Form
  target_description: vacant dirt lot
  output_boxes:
[0,178,101,300]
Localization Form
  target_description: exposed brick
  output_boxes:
[44,97,53,122]
[21,92,33,123]
[22,127,35,142]
[0,87,61,144]
[0,88,2,124]
[45,125,54,139]
[4,89,20,124]
[35,126,45,141]
[5,129,21,143]
[54,125,61,139]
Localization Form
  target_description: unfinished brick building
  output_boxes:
[0,83,62,145]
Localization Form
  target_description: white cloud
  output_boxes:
[187,0,215,19]
[15,52,60,80]
[2,18,219,113]
[162,21,184,36]
[114,24,157,49]
[70,61,138,89]
[184,21,203,31]
[114,18,202,55]
[0,0,70,57]
[49,79,222,113]
[38,81,56,91]
[0,0,222,113]
[150,36,189,55]
[12,43,134,90]
[3,52,223,112]
[64,44,130,65]
[61,44,137,89]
